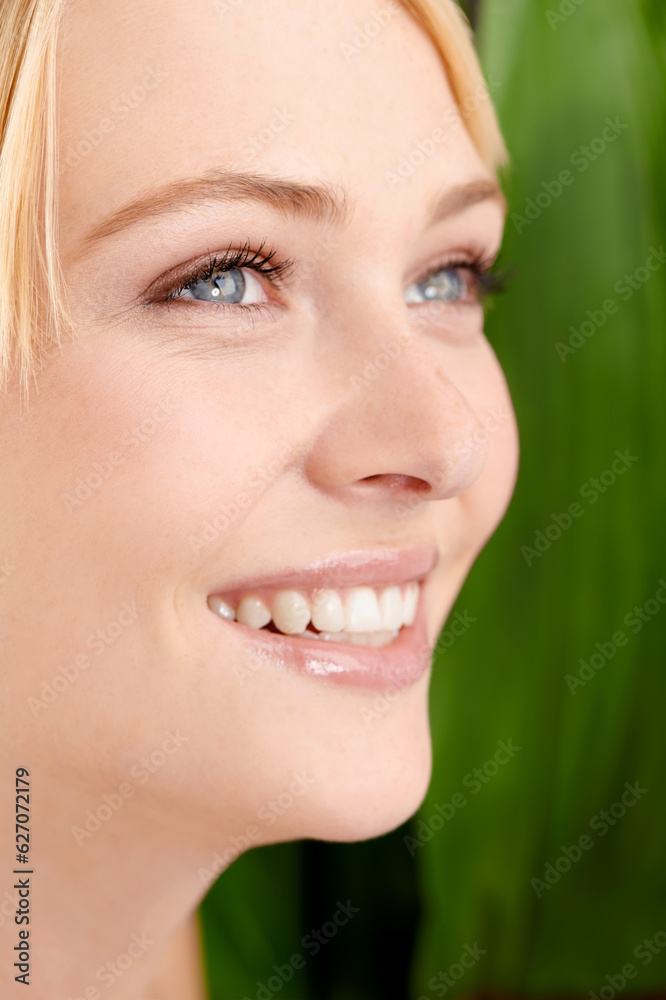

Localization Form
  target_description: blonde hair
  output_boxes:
[0,0,507,398]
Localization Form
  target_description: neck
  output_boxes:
[0,752,226,999]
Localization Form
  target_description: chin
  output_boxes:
[280,681,433,845]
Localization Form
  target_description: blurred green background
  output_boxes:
[199,1,666,996]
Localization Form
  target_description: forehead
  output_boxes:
[56,0,486,249]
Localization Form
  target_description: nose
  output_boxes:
[305,310,490,506]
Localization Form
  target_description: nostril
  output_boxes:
[359,473,431,493]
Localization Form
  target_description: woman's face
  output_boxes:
[1,0,518,846]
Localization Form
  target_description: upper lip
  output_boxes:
[208,543,439,596]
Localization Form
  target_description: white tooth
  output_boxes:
[317,631,350,643]
[344,586,382,632]
[379,586,403,630]
[311,589,345,632]
[207,595,235,621]
[348,630,395,647]
[402,582,419,626]
[371,629,397,647]
[235,595,271,629]
[272,590,311,635]
[302,629,398,646]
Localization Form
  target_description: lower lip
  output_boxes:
[207,580,434,690]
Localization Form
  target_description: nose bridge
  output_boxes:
[307,307,489,500]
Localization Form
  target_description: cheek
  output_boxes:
[15,342,289,586]
[431,334,519,555]
[0,344,280,710]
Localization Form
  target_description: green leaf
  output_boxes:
[412,0,666,994]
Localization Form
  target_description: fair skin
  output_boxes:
[0,0,518,996]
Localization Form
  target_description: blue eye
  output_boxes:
[404,267,468,304]
[185,268,245,302]
[155,242,502,313]
[160,240,296,308]
[176,266,269,305]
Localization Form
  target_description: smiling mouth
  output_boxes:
[204,545,438,688]
[207,580,420,649]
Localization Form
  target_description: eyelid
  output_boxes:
[408,247,498,289]
[141,239,296,306]
[141,239,502,314]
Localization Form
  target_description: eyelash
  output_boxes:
[156,239,505,311]
[428,249,506,301]
[160,238,295,308]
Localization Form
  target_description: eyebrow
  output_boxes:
[78,170,505,253]
[428,177,506,225]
